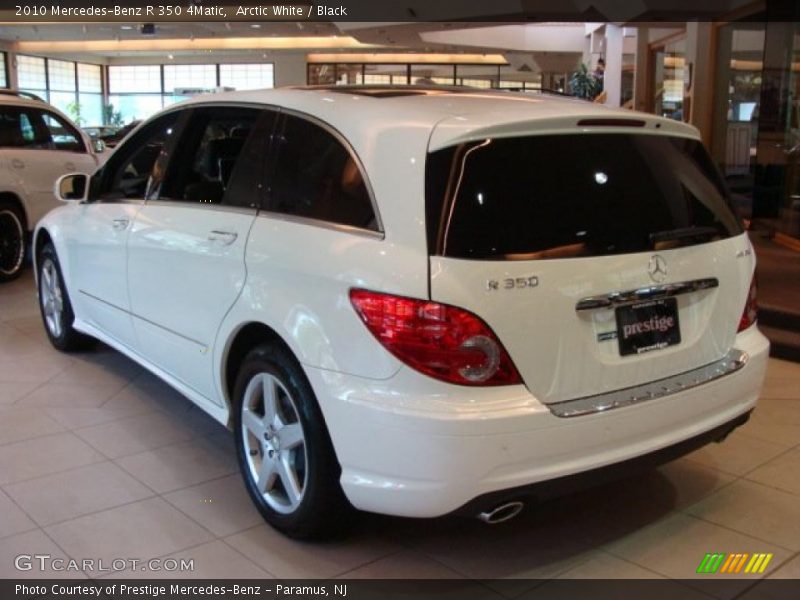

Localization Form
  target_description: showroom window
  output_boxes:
[108,62,274,122]
[16,55,105,126]
[219,63,274,90]
[77,63,103,126]
[308,62,541,91]
[269,114,377,231]
[47,59,77,118]
[164,64,217,94]
[0,52,6,88]
[17,55,47,98]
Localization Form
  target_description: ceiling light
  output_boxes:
[168,54,174,60]
[120,25,133,30]
[250,24,261,29]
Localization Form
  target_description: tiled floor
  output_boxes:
[1,271,799,594]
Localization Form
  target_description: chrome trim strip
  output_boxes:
[548,349,748,418]
[575,278,719,311]
[255,210,385,240]
[144,199,257,216]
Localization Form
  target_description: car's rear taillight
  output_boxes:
[349,289,522,386]
[738,277,758,332]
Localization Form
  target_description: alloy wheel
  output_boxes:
[241,372,308,514]
[0,209,24,277]
[39,258,64,338]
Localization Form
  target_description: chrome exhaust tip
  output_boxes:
[477,501,524,524]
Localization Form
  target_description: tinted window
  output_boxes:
[159,107,262,206]
[426,134,743,260]
[223,110,278,209]
[270,114,377,231]
[41,112,85,152]
[0,106,49,148]
[96,112,180,200]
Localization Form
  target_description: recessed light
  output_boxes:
[120,25,133,30]
[167,54,174,60]
[250,24,261,29]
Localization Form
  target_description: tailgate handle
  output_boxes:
[575,277,719,311]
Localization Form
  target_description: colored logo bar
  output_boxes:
[696,553,773,574]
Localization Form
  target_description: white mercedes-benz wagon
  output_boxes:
[35,86,769,538]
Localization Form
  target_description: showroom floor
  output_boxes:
[1,271,799,594]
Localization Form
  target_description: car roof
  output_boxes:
[0,93,49,109]
[178,85,700,150]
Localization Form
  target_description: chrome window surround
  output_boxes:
[548,349,748,418]
[575,278,719,311]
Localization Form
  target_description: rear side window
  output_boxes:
[426,134,743,260]
[0,107,49,148]
[269,114,378,231]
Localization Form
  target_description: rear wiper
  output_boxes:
[649,226,721,244]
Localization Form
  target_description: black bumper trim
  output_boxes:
[454,410,752,516]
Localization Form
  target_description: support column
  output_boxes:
[604,24,623,107]
[685,21,714,143]
[633,26,650,112]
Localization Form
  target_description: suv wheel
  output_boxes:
[37,243,94,352]
[233,343,353,539]
[0,202,26,282]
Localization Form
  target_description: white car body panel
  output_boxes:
[430,234,755,404]
[34,87,770,518]
[0,95,99,230]
[127,202,256,402]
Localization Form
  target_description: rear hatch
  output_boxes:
[426,127,752,405]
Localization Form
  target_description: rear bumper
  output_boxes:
[306,326,770,518]
[453,410,751,516]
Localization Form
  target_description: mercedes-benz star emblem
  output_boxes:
[648,255,668,283]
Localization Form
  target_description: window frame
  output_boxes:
[261,108,384,238]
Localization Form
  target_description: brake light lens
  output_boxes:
[349,289,522,386]
[737,277,758,332]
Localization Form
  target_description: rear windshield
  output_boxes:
[426,133,743,260]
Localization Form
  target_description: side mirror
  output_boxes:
[55,173,90,203]
[92,139,106,153]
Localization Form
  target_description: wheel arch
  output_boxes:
[221,321,297,426]
[0,191,29,233]
[32,227,53,275]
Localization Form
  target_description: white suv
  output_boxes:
[0,91,101,281]
[35,87,769,538]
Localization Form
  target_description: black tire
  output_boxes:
[37,242,95,352]
[233,343,354,539]
[0,201,27,283]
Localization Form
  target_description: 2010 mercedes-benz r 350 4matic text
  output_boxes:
[36,86,769,538]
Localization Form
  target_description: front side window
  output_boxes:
[269,114,377,231]
[426,133,743,260]
[95,111,180,200]
[41,112,85,152]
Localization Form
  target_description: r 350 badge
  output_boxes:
[487,276,539,291]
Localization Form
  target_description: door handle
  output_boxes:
[112,218,130,231]
[11,159,24,169]
[208,230,238,246]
